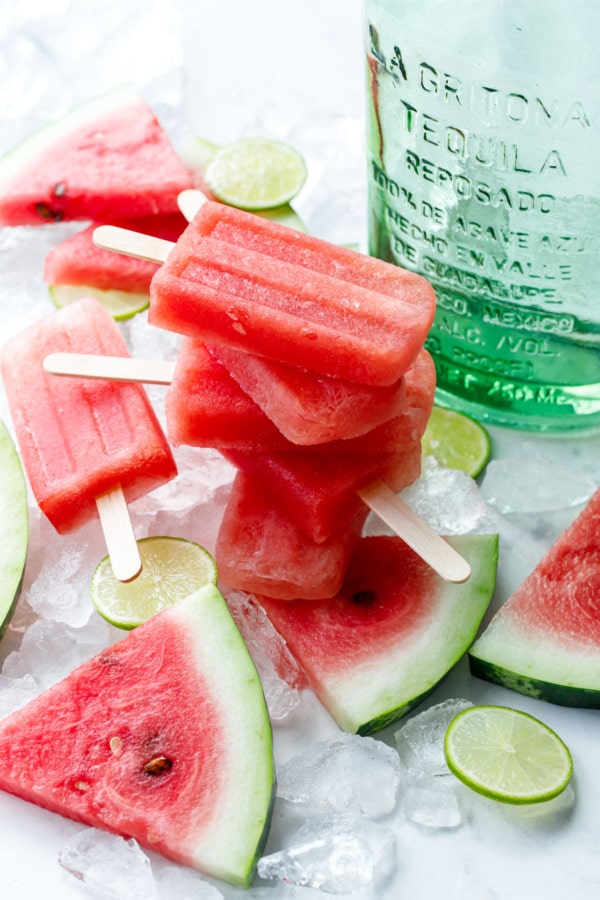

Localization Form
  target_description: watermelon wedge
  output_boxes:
[0,85,193,225]
[44,213,187,294]
[469,488,600,708]
[44,212,188,318]
[259,533,499,735]
[0,585,275,888]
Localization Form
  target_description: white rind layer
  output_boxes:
[470,615,600,691]
[0,420,29,629]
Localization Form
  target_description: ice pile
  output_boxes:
[59,828,225,900]
[258,816,396,895]
[225,590,303,720]
[258,733,400,894]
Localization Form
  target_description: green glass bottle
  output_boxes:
[364,0,600,431]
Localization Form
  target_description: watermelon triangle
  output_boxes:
[259,533,499,734]
[0,585,275,888]
[469,488,600,707]
[0,85,193,226]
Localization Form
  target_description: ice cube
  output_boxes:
[257,815,395,895]
[402,773,463,829]
[8,616,114,689]
[0,673,38,717]
[156,864,224,899]
[24,535,96,627]
[394,698,474,775]
[226,591,303,720]
[277,732,403,819]
[480,455,596,516]
[401,460,491,535]
[59,827,160,899]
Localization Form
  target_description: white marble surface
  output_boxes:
[0,2,599,899]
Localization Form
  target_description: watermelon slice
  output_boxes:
[0,86,193,225]
[0,585,275,888]
[259,533,499,735]
[44,213,187,294]
[44,212,188,318]
[469,488,600,708]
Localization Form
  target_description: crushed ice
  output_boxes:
[257,815,396,895]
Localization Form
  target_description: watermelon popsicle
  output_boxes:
[93,194,436,386]
[1,298,177,582]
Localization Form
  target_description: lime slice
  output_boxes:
[91,536,218,629]
[422,405,491,477]
[49,284,149,321]
[204,137,307,210]
[444,705,573,805]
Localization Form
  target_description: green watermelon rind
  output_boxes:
[0,86,140,190]
[468,619,600,708]
[172,585,275,886]
[0,420,29,638]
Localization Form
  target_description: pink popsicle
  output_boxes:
[215,471,367,601]
[1,298,177,537]
[211,343,407,445]
[224,443,422,544]
[148,200,436,386]
[166,339,434,455]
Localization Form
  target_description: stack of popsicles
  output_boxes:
[140,198,438,600]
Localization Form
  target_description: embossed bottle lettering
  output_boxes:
[365,0,600,430]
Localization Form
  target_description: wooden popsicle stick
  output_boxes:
[44,352,175,385]
[95,485,142,583]
[357,480,471,583]
[93,225,175,262]
[177,188,208,221]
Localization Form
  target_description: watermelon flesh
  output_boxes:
[0,585,275,888]
[43,213,187,294]
[216,471,366,600]
[469,488,600,707]
[0,85,193,225]
[259,533,499,734]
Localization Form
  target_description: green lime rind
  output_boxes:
[0,421,29,639]
[444,704,573,805]
[49,284,149,321]
[204,137,307,210]
[422,405,492,478]
[91,536,218,629]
